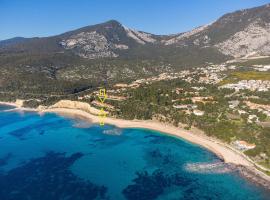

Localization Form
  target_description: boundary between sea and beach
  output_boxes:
[1,101,270,190]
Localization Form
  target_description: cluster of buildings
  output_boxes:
[173,104,205,116]
[245,101,270,117]
[196,65,227,84]
[116,64,230,86]
[175,64,228,84]
[221,80,270,91]
[111,63,231,90]
[191,96,214,104]
[253,65,270,72]
[75,62,270,125]
[112,72,192,90]
[129,71,192,86]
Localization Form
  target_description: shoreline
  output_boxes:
[1,101,270,189]
[43,108,270,189]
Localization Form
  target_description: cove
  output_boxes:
[0,105,269,200]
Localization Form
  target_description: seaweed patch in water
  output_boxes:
[39,130,45,135]
[122,169,195,200]
[0,153,13,167]
[144,148,179,170]
[144,135,164,144]
[8,126,31,140]
[0,152,108,200]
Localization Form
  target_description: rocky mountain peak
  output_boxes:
[1,4,270,61]
[161,3,270,58]
[212,4,270,58]
[102,19,123,27]
[59,19,157,59]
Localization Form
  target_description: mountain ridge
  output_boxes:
[0,3,270,94]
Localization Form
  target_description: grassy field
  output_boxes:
[232,71,270,80]
[220,71,270,85]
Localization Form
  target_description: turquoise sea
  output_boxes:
[0,105,269,200]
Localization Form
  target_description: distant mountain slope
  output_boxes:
[0,37,28,46]
[0,20,159,59]
[0,3,269,94]
[163,4,270,58]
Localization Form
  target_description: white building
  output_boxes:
[193,110,205,116]
[233,140,256,151]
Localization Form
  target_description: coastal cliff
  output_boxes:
[49,100,104,115]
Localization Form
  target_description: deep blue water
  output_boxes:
[0,105,269,200]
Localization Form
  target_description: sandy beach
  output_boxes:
[42,107,270,186]
[1,101,270,186]
[42,108,251,165]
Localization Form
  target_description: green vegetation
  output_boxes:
[108,79,270,167]
[1,71,269,168]
[232,71,270,80]
[220,71,270,85]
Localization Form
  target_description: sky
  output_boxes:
[0,0,269,40]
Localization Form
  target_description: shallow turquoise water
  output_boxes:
[0,105,269,200]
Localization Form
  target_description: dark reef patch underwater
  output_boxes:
[0,152,107,200]
[0,105,269,200]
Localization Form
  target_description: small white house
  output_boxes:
[233,140,256,151]
[193,110,205,116]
